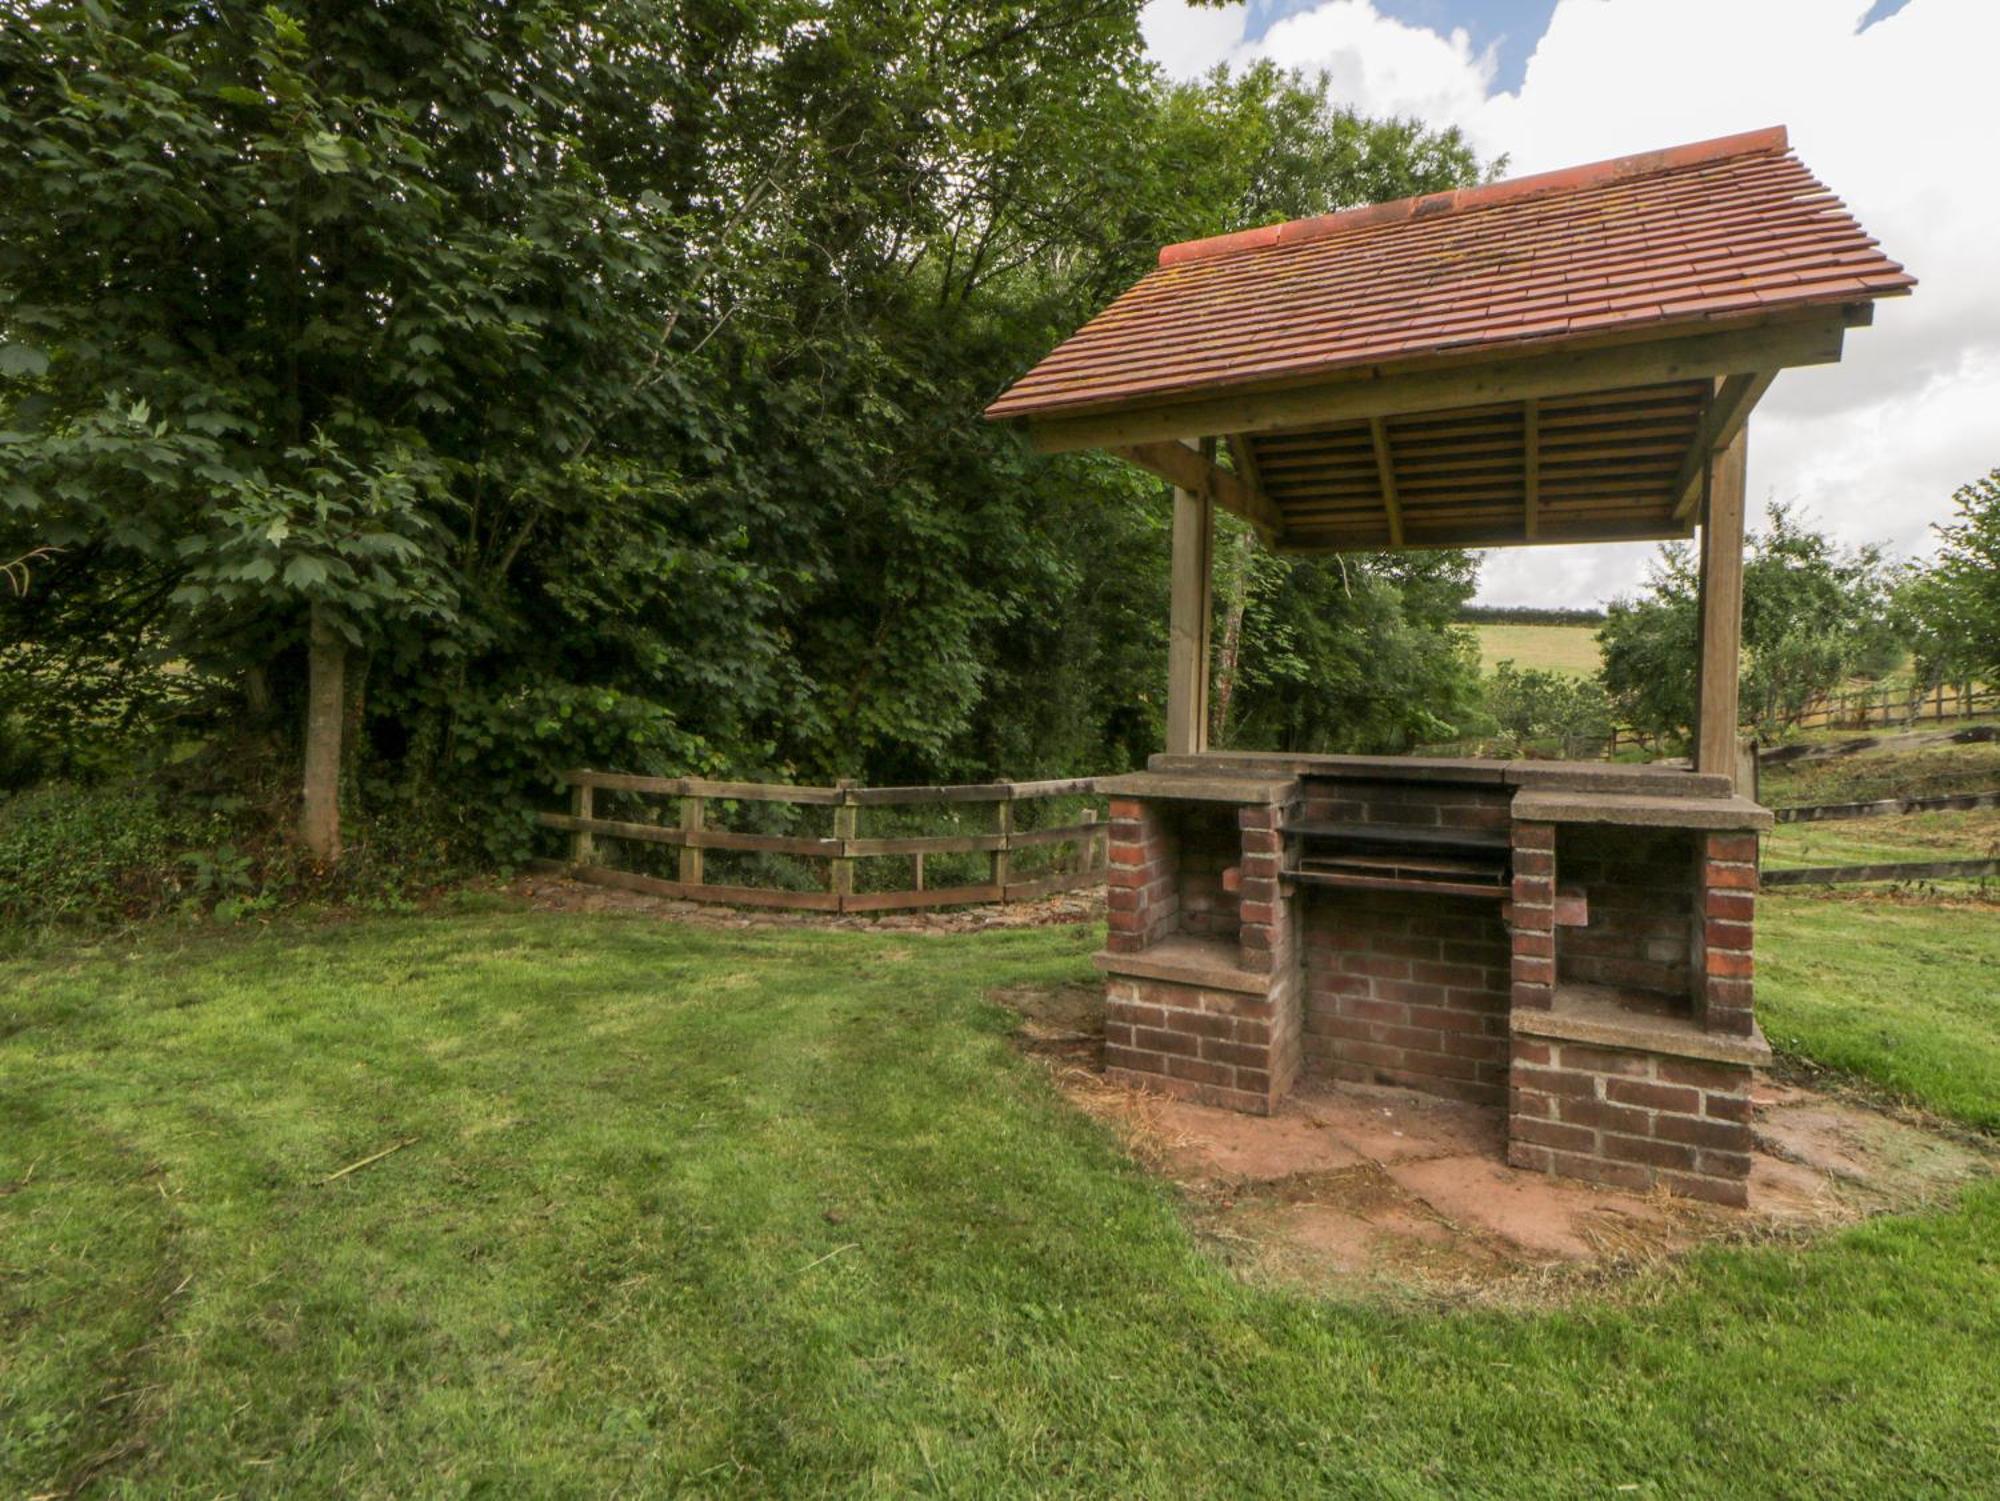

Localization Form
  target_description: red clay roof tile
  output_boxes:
[986,128,1912,424]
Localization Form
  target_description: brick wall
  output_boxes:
[1510,819,1555,1012]
[1693,832,1758,1037]
[1508,1037,1754,1206]
[1103,972,1298,1114]
[1556,825,1699,999]
[1302,888,1512,1106]
[1175,804,1243,941]
[1105,798,1178,955]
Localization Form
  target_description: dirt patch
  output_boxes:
[509,872,1104,933]
[994,981,1997,1305]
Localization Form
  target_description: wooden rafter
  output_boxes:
[1367,417,1404,547]
[1522,398,1540,540]
[1112,439,1282,543]
[1671,370,1779,520]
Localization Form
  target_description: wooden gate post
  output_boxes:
[571,779,595,867]
[831,781,858,908]
[993,793,1014,895]
[678,792,705,889]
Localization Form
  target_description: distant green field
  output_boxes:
[1472,622,1602,678]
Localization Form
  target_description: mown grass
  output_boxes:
[1473,622,1603,678]
[2,907,1997,1496]
[1759,736,2000,808]
[1762,806,2000,869]
[1758,893,2000,1130]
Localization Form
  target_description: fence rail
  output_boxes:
[1602,682,1999,758]
[1765,858,2000,888]
[1774,789,2000,824]
[536,772,1107,913]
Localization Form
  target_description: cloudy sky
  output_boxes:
[1140,0,1996,606]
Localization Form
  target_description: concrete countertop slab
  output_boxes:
[1145,751,1735,801]
[1092,935,1272,995]
[1515,984,1773,1067]
[1510,788,1773,831]
[1096,770,1298,806]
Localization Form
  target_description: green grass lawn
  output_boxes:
[1758,893,2000,1130]
[1763,806,2000,869]
[1473,622,1602,678]
[1759,737,2000,809]
[3,906,1997,1496]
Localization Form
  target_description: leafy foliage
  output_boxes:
[1479,660,1614,756]
[0,1,1485,867]
[1222,548,1483,752]
[1896,469,2000,690]
[1598,505,1900,744]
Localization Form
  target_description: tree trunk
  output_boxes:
[1209,528,1253,747]
[301,606,346,862]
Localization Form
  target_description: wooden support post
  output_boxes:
[993,795,1014,894]
[831,782,857,906]
[571,780,594,866]
[1695,429,1749,786]
[678,794,704,888]
[1166,474,1215,756]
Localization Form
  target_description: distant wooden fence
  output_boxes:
[1765,785,1999,887]
[536,771,1107,913]
[1767,680,1997,736]
[1605,681,1997,758]
[1773,789,2000,824]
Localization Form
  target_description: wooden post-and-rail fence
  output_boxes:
[536,771,1108,914]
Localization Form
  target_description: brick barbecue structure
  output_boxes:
[989,128,1910,1206]
[1095,756,1771,1205]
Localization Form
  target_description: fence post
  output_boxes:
[1078,807,1098,875]
[678,791,705,889]
[570,779,594,867]
[993,791,1014,896]
[830,781,857,908]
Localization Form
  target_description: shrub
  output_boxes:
[0,780,233,930]
[1482,660,1613,756]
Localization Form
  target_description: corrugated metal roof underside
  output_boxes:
[985,136,1911,425]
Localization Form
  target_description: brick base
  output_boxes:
[1302,888,1511,1107]
[1508,1037,1754,1206]
[1104,973,1300,1115]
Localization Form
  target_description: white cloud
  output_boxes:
[1141,0,2000,604]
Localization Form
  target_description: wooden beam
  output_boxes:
[1694,429,1749,785]
[1114,439,1280,543]
[1166,469,1215,756]
[1225,434,1267,510]
[1367,417,1404,547]
[1671,370,1777,520]
[1281,512,1696,556]
[1025,314,1847,455]
[1520,398,1540,540]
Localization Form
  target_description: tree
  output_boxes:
[1897,469,2000,691]
[1481,661,1613,757]
[1220,548,1485,752]
[1598,503,1900,745]
[2,2,1487,863]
